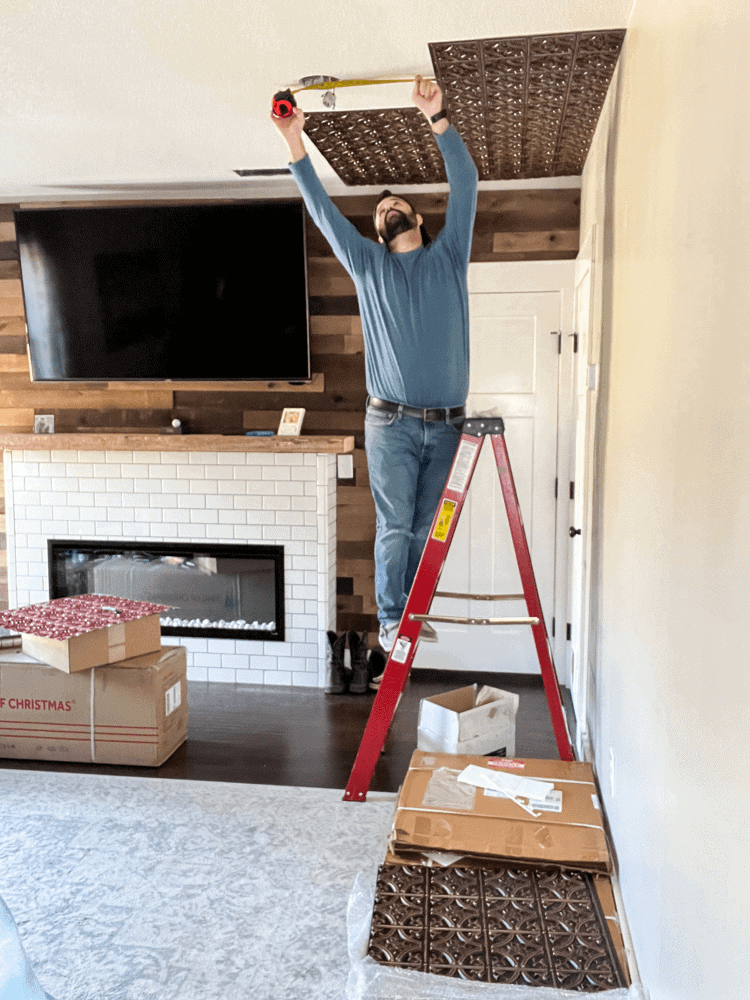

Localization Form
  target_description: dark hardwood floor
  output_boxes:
[0,670,575,793]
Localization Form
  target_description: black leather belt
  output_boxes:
[368,396,465,423]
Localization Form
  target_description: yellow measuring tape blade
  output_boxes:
[292,77,434,93]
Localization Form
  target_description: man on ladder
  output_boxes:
[272,75,478,670]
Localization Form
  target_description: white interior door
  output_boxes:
[415,261,574,678]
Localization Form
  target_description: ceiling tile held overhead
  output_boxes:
[303,108,446,187]
[302,30,626,186]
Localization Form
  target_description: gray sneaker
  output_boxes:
[379,620,439,649]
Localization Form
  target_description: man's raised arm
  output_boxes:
[270,103,369,276]
[421,80,477,266]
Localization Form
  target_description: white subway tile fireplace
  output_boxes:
[3,444,339,687]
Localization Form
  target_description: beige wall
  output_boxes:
[580,2,750,997]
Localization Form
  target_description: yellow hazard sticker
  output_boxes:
[433,499,457,542]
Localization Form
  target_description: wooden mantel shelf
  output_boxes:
[0,433,354,454]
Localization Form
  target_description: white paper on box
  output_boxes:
[165,681,182,716]
[457,764,555,801]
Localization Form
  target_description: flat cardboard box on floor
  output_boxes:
[417,684,519,756]
[0,645,188,766]
[391,750,611,873]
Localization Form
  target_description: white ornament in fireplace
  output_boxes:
[3,447,338,687]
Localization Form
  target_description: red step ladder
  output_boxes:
[343,416,574,802]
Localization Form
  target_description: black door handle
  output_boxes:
[569,527,582,537]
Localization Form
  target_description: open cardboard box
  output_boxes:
[390,750,611,874]
[417,684,519,756]
[0,644,188,766]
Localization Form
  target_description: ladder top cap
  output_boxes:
[462,417,505,436]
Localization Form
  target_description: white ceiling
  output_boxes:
[0,0,633,200]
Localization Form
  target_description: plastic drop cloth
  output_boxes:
[0,894,57,1000]
[345,871,648,1000]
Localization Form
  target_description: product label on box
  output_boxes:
[165,681,182,716]
[485,788,563,812]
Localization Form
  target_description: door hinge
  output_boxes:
[569,481,575,500]
[566,623,572,641]
[552,330,562,354]
[571,333,579,353]
[552,617,555,637]
[555,477,558,499]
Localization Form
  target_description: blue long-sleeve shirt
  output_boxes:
[289,126,478,408]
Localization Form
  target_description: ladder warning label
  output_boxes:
[391,636,412,663]
[433,499,457,542]
[447,441,479,493]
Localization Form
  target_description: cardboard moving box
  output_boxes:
[0,594,167,673]
[417,684,519,756]
[391,750,611,873]
[0,645,188,766]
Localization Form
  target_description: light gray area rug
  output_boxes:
[0,770,397,1000]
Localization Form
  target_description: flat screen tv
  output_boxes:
[14,201,311,382]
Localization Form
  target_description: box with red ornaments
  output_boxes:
[0,594,169,673]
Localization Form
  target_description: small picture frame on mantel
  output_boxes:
[277,407,305,436]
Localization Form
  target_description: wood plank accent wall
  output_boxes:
[0,188,579,631]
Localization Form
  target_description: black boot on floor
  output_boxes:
[367,647,387,692]
[325,630,349,695]
[347,630,370,694]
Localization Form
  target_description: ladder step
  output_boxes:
[433,591,526,602]
[410,613,539,626]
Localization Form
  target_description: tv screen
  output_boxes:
[14,201,311,382]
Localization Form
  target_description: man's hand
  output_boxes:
[412,75,446,131]
[269,105,307,163]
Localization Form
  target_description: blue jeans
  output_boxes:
[365,402,462,627]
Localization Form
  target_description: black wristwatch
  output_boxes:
[430,109,448,124]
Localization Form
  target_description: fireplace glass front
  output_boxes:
[48,540,285,641]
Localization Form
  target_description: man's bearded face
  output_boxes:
[375,197,420,243]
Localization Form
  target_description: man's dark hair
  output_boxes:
[373,190,432,248]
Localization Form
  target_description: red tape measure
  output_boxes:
[272,90,297,119]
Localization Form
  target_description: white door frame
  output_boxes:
[568,225,599,758]
[467,260,576,685]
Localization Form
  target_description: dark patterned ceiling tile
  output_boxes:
[369,863,628,991]
[431,31,626,180]
[303,31,625,186]
[303,108,446,187]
